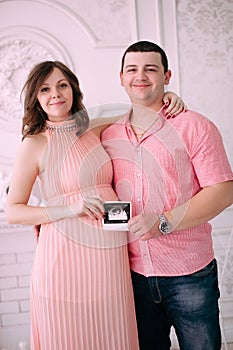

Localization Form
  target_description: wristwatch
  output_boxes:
[158,214,172,235]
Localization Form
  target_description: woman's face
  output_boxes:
[37,67,73,122]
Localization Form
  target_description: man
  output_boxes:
[101,41,233,350]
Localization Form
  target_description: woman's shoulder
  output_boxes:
[20,133,48,158]
[79,128,101,145]
[23,132,47,144]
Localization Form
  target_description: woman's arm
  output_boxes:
[6,135,53,225]
[89,115,123,137]
[90,92,187,137]
[6,135,104,225]
[163,91,187,117]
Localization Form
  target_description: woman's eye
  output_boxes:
[59,83,68,88]
[40,87,49,93]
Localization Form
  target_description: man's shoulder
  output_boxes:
[173,109,208,121]
[101,115,126,140]
[171,109,217,130]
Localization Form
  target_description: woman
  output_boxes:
[6,61,184,349]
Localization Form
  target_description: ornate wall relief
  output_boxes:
[65,0,136,46]
[177,0,233,167]
[0,26,73,133]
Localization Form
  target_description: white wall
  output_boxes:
[0,0,232,349]
[176,1,233,345]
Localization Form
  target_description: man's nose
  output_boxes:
[136,69,147,79]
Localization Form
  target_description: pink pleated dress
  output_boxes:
[30,120,139,350]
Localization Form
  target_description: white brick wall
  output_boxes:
[0,277,17,289]
[0,301,19,315]
[0,216,36,349]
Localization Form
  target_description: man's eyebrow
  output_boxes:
[125,64,137,68]
[125,64,159,68]
[145,64,159,68]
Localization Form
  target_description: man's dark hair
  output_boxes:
[121,40,169,73]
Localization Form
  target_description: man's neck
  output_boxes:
[130,104,160,131]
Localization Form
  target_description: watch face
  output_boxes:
[160,222,172,234]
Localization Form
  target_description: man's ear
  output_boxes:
[164,70,172,85]
[120,72,124,86]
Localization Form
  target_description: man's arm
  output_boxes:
[167,181,233,231]
[128,181,233,241]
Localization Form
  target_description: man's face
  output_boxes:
[120,51,171,109]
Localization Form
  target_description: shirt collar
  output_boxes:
[124,105,167,141]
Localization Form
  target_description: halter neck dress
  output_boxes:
[30,119,139,350]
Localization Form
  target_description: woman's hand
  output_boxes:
[163,91,187,118]
[70,195,105,220]
[17,195,105,225]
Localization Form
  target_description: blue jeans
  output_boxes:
[131,259,221,350]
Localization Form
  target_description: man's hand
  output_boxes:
[128,213,160,241]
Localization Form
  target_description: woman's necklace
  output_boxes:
[45,121,78,132]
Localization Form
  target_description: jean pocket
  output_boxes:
[192,259,217,278]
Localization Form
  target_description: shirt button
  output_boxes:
[137,198,141,202]
[137,173,141,177]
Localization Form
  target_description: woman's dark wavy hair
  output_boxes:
[21,61,89,140]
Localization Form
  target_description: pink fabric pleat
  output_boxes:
[30,123,139,350]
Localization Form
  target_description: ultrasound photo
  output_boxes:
[102,201,131,230]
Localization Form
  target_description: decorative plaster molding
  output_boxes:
[0,25,73,133]
[160,0,181,93]
[0,26,74,66]
[176,0,233,167]
[1,0,137,47]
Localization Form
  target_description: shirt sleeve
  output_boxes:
[188,114,233,187]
